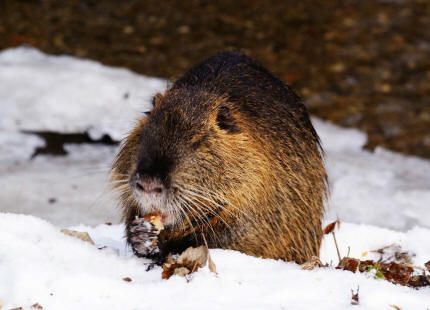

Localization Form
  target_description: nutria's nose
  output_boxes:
[135,178,165,195]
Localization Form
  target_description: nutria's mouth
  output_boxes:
[151,210,172,224]
[137,204,176,226]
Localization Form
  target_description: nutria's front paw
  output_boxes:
[128,217,160,258]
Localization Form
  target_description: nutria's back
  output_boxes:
[111,51,327,264]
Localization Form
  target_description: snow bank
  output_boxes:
[0,46,165,140]
[315,119,430,230]
[0,213,428,310]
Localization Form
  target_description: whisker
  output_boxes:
[183,192,232,230]
[186,184,257,224]
[179,193,222,246]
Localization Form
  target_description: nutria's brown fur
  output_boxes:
[111,51,327,264]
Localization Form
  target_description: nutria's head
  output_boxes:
[111,87,268,228]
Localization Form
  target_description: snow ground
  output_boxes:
[0,214,429,310]
[1,47,429,309]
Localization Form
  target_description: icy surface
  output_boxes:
[0,46,165,140]
[0,213,428,310]
[314,119,430,230]
[0,144,121,226]
[0,130,44,162]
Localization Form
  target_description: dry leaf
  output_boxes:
[162,262,183,280]
[408,275,430,287]
[337,257,360,273]
[200,232,217,275]
[10,308,23,310]
[31,303,43,309]
[360,260,413,285]
[173,267,190,277]
[350,286,359,305]
[323,221,336,234]
[301,256,323,270]
[371,244,414,264]
[60,229,95,245]
[425,260,430,271]
[389,305,402,310]
[177,246,208,272]
[208,252,217,275]
[336,217,341,230]
[122,277,132,282]
[162,246,208,279]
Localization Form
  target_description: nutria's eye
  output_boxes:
[216,105,236,132]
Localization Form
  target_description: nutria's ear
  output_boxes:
[145,93,164,116]
[216,105,237,133]
[153,93,164,107]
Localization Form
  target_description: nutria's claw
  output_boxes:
[128,217,160,257]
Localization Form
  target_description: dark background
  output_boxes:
[1,0,429,158]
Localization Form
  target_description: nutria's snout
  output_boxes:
[131,168,169,209]
[132,145,173,195]
[133,174,165,196]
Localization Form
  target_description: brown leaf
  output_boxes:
[425,260,430,271]
[173,267,190,277]
[336,217,341,230]
[381,262,414,286]
[31,303,43,309]
[208,252,217,275]
[122,277,132,282]
[408,275,430,287]
[371,244,414,264]
[162,262,184,280]
[301,256,323,270]
[60,229,95,245]
[162,246,208,280]
[323,221,337,234]
[177,246,208,273]
[350,286,359,305]
[10,308,23,310]
[359,260,413,285]
[337,257,360,273]
[389,305,402,310]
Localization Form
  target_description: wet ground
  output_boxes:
[1,0,429,158]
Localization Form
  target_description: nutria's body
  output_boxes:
[111,51,327,264]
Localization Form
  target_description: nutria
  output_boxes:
[111,51,327,264]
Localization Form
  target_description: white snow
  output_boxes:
[1,47,430,309]
[0,214,428,310]
[0,46,165,140]
[315,119,430,231]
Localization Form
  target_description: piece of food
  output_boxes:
[143,213,164,234]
